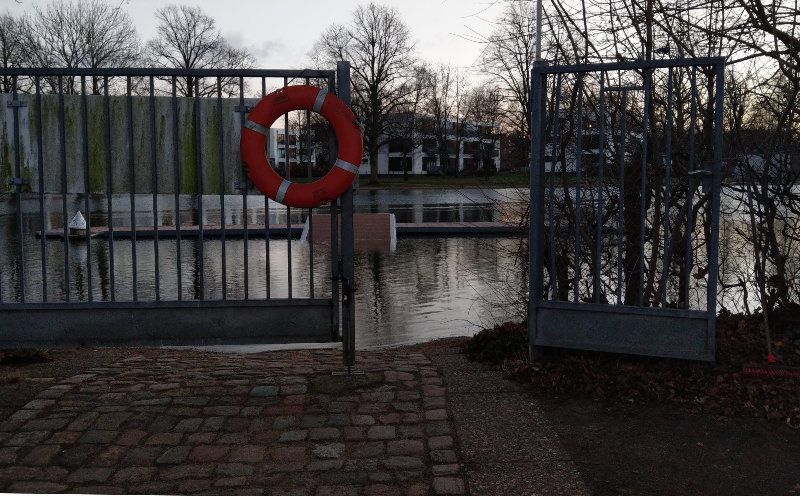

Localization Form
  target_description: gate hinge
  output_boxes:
[7,100,27,108]
[689,164,714,193]
[7,177,28,186]
[234,180,251,191]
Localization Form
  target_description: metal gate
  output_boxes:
[0,63,356,366]
[528,58,724,361]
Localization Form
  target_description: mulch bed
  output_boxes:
[466,311,800,427]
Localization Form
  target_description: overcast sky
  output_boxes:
[3,0,508,70]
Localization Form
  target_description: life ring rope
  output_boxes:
[240,85,363,208]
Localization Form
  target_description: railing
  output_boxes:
[0,64,356,363]
[528,58,724,360]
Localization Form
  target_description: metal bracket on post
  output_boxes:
[6,100,27,108]
[233,180,251,192]
[332,271,363,375]
[7,177,28,187]
[234,105,254,113]
[688,167,713,193]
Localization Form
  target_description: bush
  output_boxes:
[465,321,528,363]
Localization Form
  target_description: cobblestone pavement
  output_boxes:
[0,343,587,495]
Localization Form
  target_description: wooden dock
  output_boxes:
[38,221,525,240]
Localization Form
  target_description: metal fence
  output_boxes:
[528,58,724,361]
[0,64,356,365]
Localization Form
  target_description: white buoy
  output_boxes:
[68,211,87,237]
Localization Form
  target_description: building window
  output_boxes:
[389,157,411,172]
[446,140,458,155]
[463,141,478,155]
[389,138,412,154]
[422,156,437,172]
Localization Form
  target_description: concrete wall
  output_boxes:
[0,93,260,194]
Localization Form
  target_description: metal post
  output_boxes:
[528,61,548,359]
[338,61,356,368]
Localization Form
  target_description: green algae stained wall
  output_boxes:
[0,93,259,195]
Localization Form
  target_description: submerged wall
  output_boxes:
[0,93,260,195]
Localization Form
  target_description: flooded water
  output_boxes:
[0,188,528,348]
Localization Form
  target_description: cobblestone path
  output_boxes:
[0,348,466,495]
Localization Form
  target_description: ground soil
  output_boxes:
[539,397,800,496]
[467,314,800,495]
[1,328,798,495]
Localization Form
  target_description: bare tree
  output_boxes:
[465,84,503,177]
[0,12,30,93]
[145,5,254,97]
[312,2,416,185]
[384,65,429,181]
[479,0,536,139]
[24,0,140,93]
[424,63,468,176]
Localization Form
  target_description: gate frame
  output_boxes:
[528,57,724,361]
[0,63,356,366]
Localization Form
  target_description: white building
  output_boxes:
[266,128,316,170]
[359,115,501,176]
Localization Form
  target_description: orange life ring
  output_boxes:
[240,85,363,208]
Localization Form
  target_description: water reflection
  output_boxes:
[0,189,527,347]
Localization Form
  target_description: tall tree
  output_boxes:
[312,2,415,185]
[145,5,254,97]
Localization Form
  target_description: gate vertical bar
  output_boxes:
[172,77,182,301]
[284,76,292,299]
[338,61,356,367]
[684,68,697,309]
[35,77,47,302]
[104,76,115,301]
[306,77,314,299]
[661,69,674,307]
[528,62,547,356]
[10,77,25,302]
[548,75,561,300]
[616,91,628,305]
[262,77,271,299]
[217,77,227,301]
[706,61,724,356]
[194,78,205,300]
[80,76,93,301]
[593,75,606,303]
[149,76,160,301]
[238,77,249,300]
[639,69,651,306]
[573,75,584,303]
[59,76,70,302]
[126,76,138,302]
[328,72,340,343]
